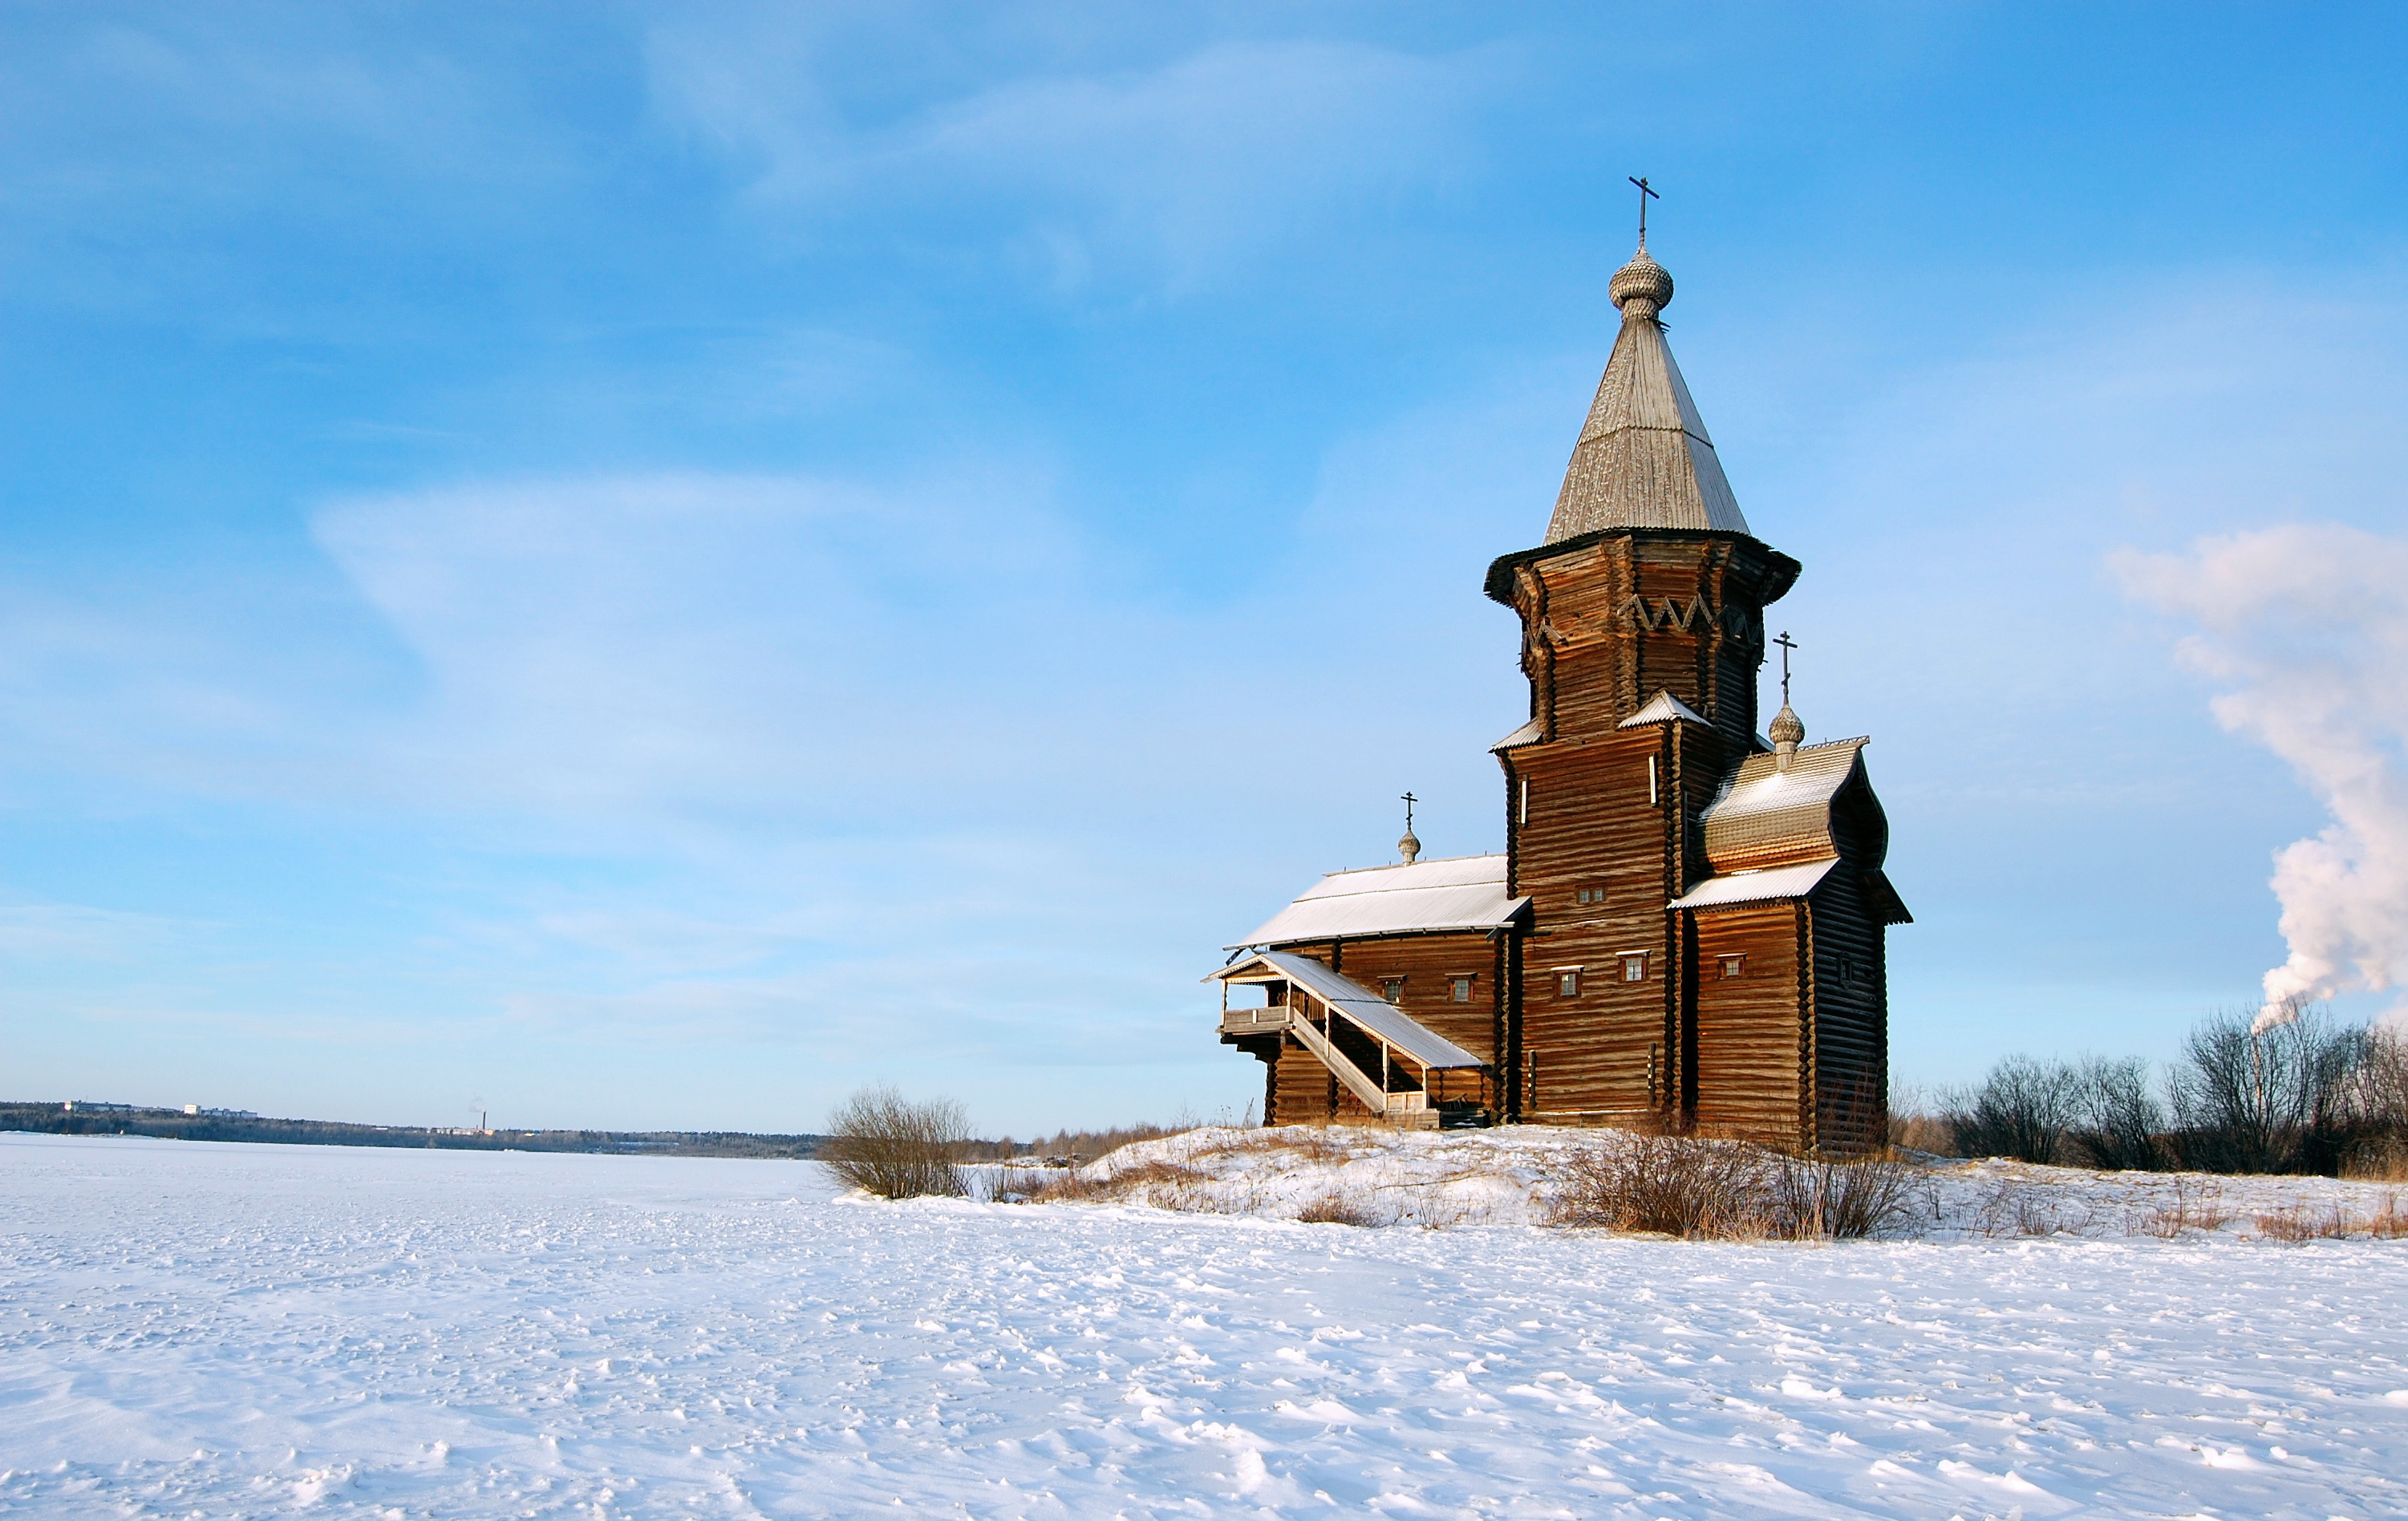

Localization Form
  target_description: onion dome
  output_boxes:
[1397,825,1421,866]
[1770,703,1805,771]
[1607,249,1673,318]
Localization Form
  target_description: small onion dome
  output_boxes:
[1769,702,1804,772]
[1397,827,1421,866]
[1608,248,1673,317]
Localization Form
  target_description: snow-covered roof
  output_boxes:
[1618,690,1710,729]
[1231,854,1529,948]
[1668,857,1838,912]
[1699,738,1872,873]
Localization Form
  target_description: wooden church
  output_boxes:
[1212,233,1909,1153]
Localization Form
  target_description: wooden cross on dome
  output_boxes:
[1628,176,1660,248]
[1774,631,1798,706]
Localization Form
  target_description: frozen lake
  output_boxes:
[2,1131,2404,1518]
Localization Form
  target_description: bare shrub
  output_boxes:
[819,1085,971,1199]
[2062,1056,2171,1171]
[1943,1056,2079,1164]
[2368,1194,2408,1239]
[1764,1152,1924,1239]
[1550,1135,1772,1239]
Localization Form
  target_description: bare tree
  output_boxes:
[1942,1056,2079,1164]
[2167,1004,2367,1174]
[819,1085,971,1199]
[2061,1056,2169,1171]
[2344,1026,2408,1176]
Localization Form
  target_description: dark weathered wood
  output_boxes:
[1226,373,1898,1149]
[1482,525,1895,1150]
[1690,902,1806,1146]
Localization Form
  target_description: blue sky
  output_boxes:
[5,3,2406,1135]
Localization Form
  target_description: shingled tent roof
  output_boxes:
[1545,245,1750,542]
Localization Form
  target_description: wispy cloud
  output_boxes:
[644,26,1500,294]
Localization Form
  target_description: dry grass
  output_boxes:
[1292,1194,1380,1226]
[2135,1178,2234,1238]
[1007,1158,1214,1207]
[2343,1138,2408,1182]
[997,1127,1513,1229]
[1889,1111,1955,1155]
[1186,1126,1356,1165]
[2251,1191,2408,1241]
[2253,1203,2354,1241]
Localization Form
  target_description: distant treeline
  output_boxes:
[1,1102,826,1159]
[1899,1004,2408,1178]
[961,1121,1195,1162]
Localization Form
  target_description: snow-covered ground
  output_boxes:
[1038,1125,2408,1241]
[3,1131,2406,1519]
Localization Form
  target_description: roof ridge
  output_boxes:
[1325,851,1505,874]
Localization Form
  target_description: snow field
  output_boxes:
[2,1131,2405,1519]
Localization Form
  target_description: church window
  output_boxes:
[1620,951,1648,982]
[1451,976,1474,1002]
[1380,977,1405,1004]
[1719,954,1745,979]
[1576,886,1605,906]
[1554,967,1582,998]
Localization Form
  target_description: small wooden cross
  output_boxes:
[1400,791,1417,833]
[1628,176,1660,246]
[1774,631,1798,706]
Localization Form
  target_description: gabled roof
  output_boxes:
[1209,950,1483,1069]
[1699,738,1873,874]
[1619,689,1710,728]
[1546,248,1750,542]
[1230,854,1529,948]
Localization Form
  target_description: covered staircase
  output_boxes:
[1211,951,1486,1128]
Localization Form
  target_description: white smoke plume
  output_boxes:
[2114,523,2408,1033]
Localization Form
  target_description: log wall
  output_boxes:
[1690,902,1806,1148]
[1504,727,1677,1117]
